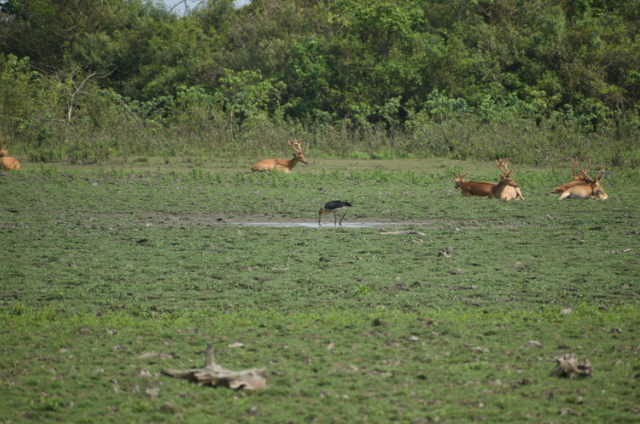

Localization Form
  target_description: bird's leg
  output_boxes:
[339,211,348,226]
[318,211,322,227]
[333,212,338,227]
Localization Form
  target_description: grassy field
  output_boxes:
[1,158,639,423]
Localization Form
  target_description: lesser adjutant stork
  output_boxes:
[318,200,352,227]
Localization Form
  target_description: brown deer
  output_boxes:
[454,173,496,197]
[553,159,593,193]
[251,139,309,173]
[559,169,608,200]
[0,148,21,171]
[491,158,524,201]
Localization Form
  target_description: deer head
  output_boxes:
[496,158,517,185]
[572,158,594,183]
[453,173,467,189]
[591,169,608,199]
[288,139,308,164]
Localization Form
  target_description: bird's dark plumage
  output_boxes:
[323,200,352,210]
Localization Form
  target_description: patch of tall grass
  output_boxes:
[7,115,637,168]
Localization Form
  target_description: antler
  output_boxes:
[571,158,594,182]
[595,168,606,181]
[288,139,304,152]
[496,158,512,178]
[570,158,580,178]
[579,158,593,180]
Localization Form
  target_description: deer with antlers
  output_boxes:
[553,159,594,193]
[251,139,309,173]
[558,169,608,200]
[492,158,524,201]
[454,159,523,200]
[0,148,21,171]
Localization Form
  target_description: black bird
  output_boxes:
[318,200,352,227]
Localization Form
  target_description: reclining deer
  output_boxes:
[454,159,523,201]
[454,174,495,197]
[0,147,21,171]
[553,159,593,193]
[251,139,308,173]
[558,169,608,200]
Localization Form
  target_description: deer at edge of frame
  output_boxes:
[0,147,21,171]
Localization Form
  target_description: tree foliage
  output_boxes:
[1,0,639,161]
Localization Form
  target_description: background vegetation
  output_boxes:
[1,0,639,165]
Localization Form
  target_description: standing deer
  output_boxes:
[492,158,524,201]
[559,169,608,200]
[553,159,593,193]
[251,140,309,173]
[0,148,21,171]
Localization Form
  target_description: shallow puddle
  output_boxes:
[230,221,396,228]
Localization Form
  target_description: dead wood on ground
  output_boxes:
[162,344,267,390]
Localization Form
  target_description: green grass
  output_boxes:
[1,158,639,423]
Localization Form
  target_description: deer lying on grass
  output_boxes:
[454,174,496,197]
[558,169,608,200]
[492,158,524,201]
[0,148,21,171]
[251,139,308,172]
[553,159,593,193]
[454,159,523,200]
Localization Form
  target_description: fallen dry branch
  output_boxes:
[552,353,592,378]
[162,344,267,390]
